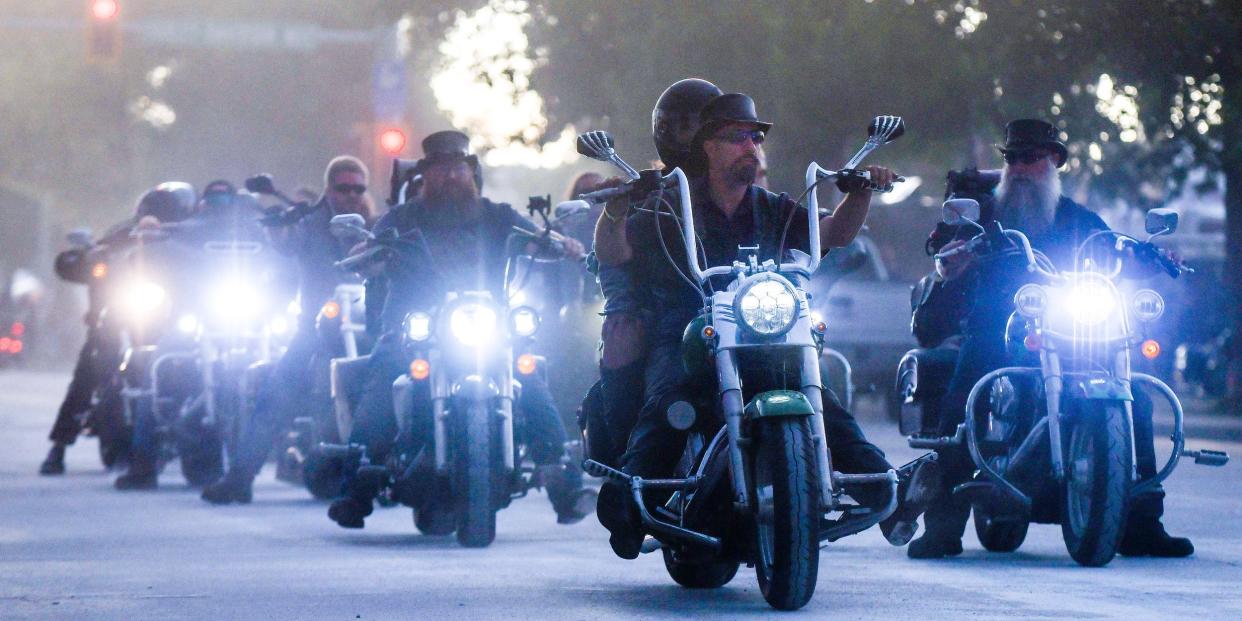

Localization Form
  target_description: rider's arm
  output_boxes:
[593,195,633,266]
[819,190,871,249]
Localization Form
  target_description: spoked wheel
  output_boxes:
[1061,401,1132,567]
[752,417,821,611]
[455,401,498,548]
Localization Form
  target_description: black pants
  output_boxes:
[927,330,1168,539]
[49,327,118,445]
[225,328,320,482]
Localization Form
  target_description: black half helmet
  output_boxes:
[136,181,196,223]
[652,78,723,173]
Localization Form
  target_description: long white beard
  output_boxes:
[994,167,1061,237]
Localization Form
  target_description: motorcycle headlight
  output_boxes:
[176,314,200,334]
[212,280,264,321]
[405,311,432,342]
[1063,281,1117,326]
[269,316,290,336]
[510,306,540,338]
[735,277,799,337]
[122,280,167,319]
[449,303,497,347]
[1014,284,1048,318]
[1131,289,1165,322]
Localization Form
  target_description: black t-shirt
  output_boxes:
[625,180,812,339]
[373,197,536,331]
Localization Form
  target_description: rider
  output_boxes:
[908,118,1194,559]
[201,156,376,504]
[592,91,934,559]
[40,182,196,475]
[327,130,595,528]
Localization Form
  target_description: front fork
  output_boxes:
[430,357,516,472]
[714,347,834,511]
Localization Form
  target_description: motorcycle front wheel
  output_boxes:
[752,417,820,611]
[1061,400,1132,567]
[455,401,498,548]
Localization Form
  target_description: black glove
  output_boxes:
[835,169,871,194]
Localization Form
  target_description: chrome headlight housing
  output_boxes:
[405,311,433,342]
[735,276,800,337]
[1014,284,1048,319]
[449,303,498,347]
[1131,289,1165,322]
[510,306,540,338]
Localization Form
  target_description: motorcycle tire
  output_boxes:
[752,417,820,611]
[414,502,457,537]
[455,401,498,548]
[662,548,739,589]
[178,434,224,487]
[303,453,345,501]
[1061,401,1131,567]
[973,503,1029,552]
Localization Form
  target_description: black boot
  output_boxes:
[328,495,373,529]
[201,471,254,505]
[541,463,598,525]
[114,465,158,490]
[39,443,67,476]
[880,455,941,546]
[907,495,969,559]
[596,481,642,559]
[1120,492,1193,557]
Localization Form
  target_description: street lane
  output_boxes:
[2,371,1240,620]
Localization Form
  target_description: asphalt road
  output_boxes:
[2,371,1241,620]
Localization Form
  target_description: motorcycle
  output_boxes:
[576,116,906,610]
[897,198,1229,566]
[118,213,288,486]
[322,200,577,547]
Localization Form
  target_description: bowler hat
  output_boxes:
[998,119,1067,167]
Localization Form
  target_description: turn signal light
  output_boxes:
[702,326,716,339]
[516,354,538,375]
[1024,332,1042,352]
[410,359,430,380]
[321,301,341,319]
[91,263,108,279]
[1141,339,1161,360]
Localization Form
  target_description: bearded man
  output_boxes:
[908,119,1194,559]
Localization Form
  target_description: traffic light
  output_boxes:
[87,0,121,64]
[378,126,408,156]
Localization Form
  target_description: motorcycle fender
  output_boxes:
[392,374,415,438]
[742,390,814,421]
[1072,376,1133,401]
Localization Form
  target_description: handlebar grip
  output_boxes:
[578,186,629,203]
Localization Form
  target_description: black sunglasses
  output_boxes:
[332,183,367,195]
[713,128,766,145]
[1004,150,1051,165]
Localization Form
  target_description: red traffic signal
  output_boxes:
[378,128,407,155]
[87,1,121,63]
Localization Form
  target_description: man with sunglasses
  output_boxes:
[326,131,595,530]
[201,156,375,502]
[909,119,1194,559]
[592,92,936,559]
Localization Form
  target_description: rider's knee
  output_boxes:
[601,313,647,369]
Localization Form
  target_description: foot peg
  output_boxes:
[583,459,631,483]
[1183,448,1229,467]
[316,442,367,459]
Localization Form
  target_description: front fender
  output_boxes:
[453,375,500,401]
[743,390,815,421]
[1070,375,1133,401]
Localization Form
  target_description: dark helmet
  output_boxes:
[136,181,196,223]
[415,130,483,191]
[652,78,723,172]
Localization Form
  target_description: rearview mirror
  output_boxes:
[1145,208,1179,237]
[941,198,981,226]
[244,174,277,195]
[329,214,371,241]
[576,131,616,161]
[868,115,905,144]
